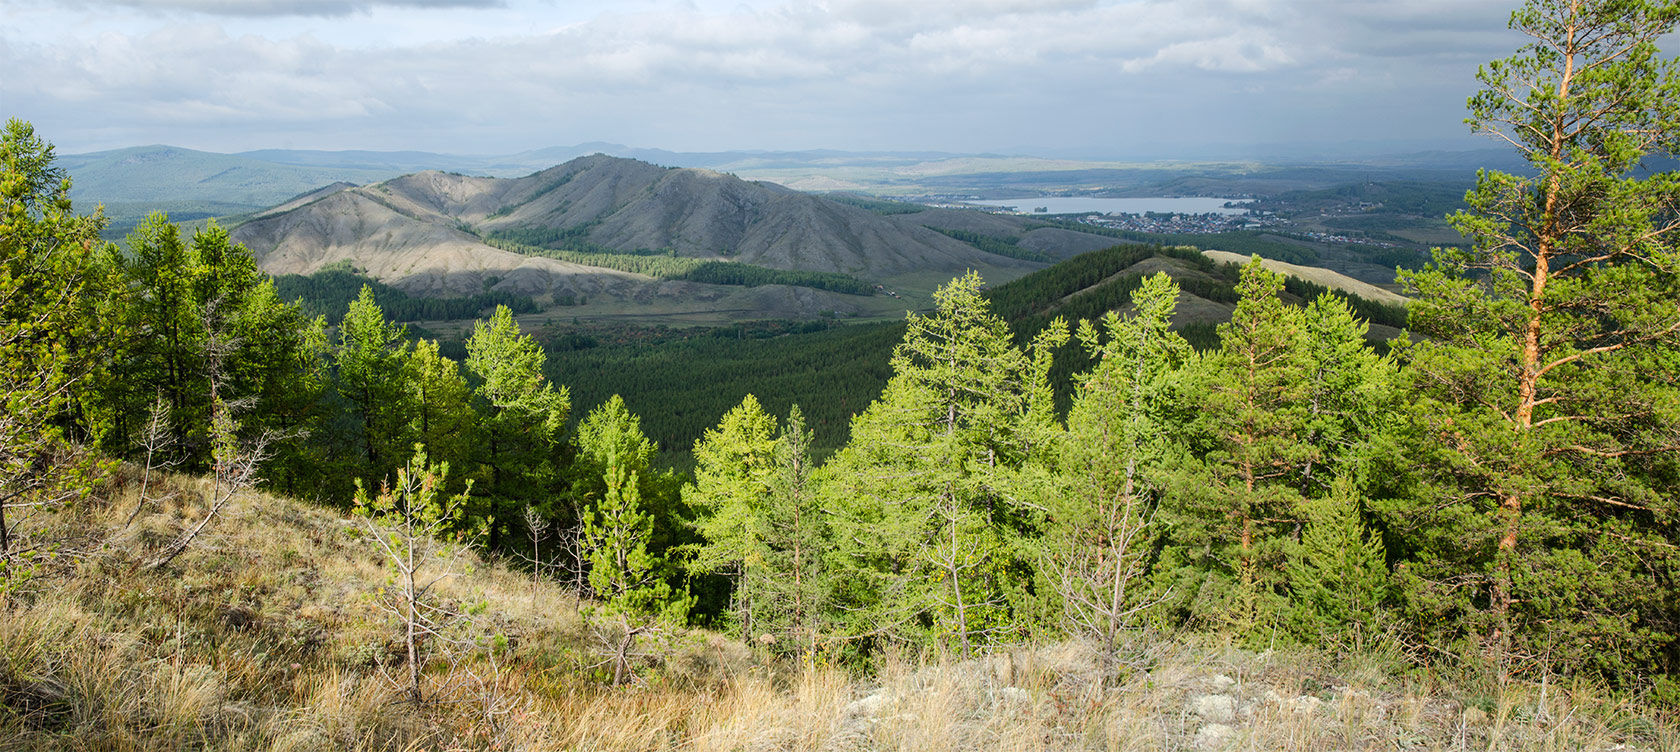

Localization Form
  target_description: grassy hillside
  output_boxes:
[2,468,1670,750]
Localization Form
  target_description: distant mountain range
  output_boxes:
[60,141,1519,241]
[229,155,1040,317]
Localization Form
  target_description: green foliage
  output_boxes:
[824,272,1066,654]
[755,405,829,658]
[575,395,689,624]
[549,320,900,460]
[465,305,569,549]
[686,394,779,636]
[1159,259,1311,636]
[928,227,1054,263]
[353,444,479,704]
[1384,0,1680,679]
[0,118,108,562]
[83,213,329,489]
[337,285,413,487]
[1038,273,1189,670]
[272,263,540,325]
[821,193,927,215]
[404,339,477,497]
[1286,474,1388,645]
[1030,220,1322,265]
[670,262,875,296]
[486,233,875,295]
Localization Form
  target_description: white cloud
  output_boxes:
[0,0,1521,155]
[44,0,505,17]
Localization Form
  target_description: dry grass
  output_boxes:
[1,470,1674,751]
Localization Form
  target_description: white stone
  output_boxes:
[1195,722,1235,750]
[1192,693,1237,724]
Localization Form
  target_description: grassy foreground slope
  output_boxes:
[3,472,1673,750]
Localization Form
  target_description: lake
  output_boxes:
[969,197,1251,215]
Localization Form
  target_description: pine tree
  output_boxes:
[1388,0,1680,677]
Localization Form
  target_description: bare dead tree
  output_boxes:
[126,394,181,526]
[148,299,277,570]
[520,505,550,605]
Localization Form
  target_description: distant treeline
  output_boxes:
[928,228,1053,263]
[675,262,876,295]
[822,193,928,215]
[546,320,903,460]
[484,235,876,296]
[272,261,543,325]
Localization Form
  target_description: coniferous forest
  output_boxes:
[3,1,1680,749]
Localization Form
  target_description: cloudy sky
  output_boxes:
[1,0,1521,159]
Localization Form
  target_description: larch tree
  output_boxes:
[1388,0,1680,676]
[757,405,828,660]
[1161,258,1310,637]
[464,305,568,550]
[404,338,477,495]
[574,395,685,683]
[336,285,412,488]
[0,119,106,565]
[686,393,778,639]
[1042,273,1190,678]
[825,271,1065,655]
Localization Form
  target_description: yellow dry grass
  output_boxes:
[1,470,1673,751]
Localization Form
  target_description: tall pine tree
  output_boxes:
[1387,0,1680,678]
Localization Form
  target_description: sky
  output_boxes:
[0,0,1523,160]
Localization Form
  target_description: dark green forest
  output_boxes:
[482,230,877,295]
[5,0,1680,706]
[272,260,544,324]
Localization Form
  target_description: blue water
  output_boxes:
[969,197,1251,215]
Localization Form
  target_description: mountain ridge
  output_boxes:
[230,155,1035,300]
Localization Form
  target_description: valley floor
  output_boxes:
[1,471,1673,751]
